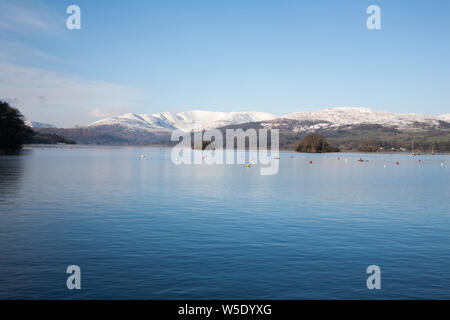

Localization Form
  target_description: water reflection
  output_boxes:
[0,149,28,204]
[0,147,449,299]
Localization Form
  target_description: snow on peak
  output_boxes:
[88,107,448,133]
[89,110,277,132]
[282,107,441,129]
[24,120,56,128]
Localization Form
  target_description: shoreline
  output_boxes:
[20,144,450,155]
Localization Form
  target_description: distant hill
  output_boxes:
[33,107,450,152]
[35,127,171,146]
[24,121,56,129]
[30,131,76,145]
[219,121,450,152]
[86,107,450,133]
[88,110,277,132]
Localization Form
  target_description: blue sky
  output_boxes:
[0,0,449,127]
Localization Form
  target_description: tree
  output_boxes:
[357,140,382,152]
[0,101,33,149]
[295,133,340,153]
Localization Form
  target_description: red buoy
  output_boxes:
[396,162,399,165]
[309,161,313,164]
[290,156,294,159]
[418,159,422,163]
[338,157,340,160]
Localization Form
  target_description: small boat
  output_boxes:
[358,158,365,162]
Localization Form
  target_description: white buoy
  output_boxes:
[140,154,145,159]
[384,165,387,168]
[441,162,444,166]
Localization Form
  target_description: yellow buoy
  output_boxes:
[246,163,250,168]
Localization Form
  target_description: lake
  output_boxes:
[0,146,449,299]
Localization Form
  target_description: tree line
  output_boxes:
[0,101,33,149]
[0,101,75,150]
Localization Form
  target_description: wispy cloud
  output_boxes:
[0,2,145,127]
[0,62,147,127]
[90,107,131,118]
[0,39,74,66]
[0,0,63,34]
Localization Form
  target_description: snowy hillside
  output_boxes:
[24,121,56,129]
[279,107,446,131]
[89,110,277,132]
[87,107,449,134]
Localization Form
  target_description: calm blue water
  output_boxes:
[0,146,449,299]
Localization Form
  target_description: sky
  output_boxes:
[0,0,449,127]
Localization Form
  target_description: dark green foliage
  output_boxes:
[295,133,340,153]
[31,132,76,145]
[0,101,33,149]
[36,127,172,146]
[357,140,392,152]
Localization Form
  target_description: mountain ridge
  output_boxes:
[88,110,277,133]
[25,120,56,129]
[30,107,450,150]
[87,107,450,133]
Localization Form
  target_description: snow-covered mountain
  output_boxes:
[280,107,445,130]
[88,107,449,133]
[253,107,449,133]
[439,114,450,122]
[89,110,277,132]
[25,120,56,128]
[36,107,449,147]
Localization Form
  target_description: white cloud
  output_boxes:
[90,107,131,118]
[0,62,147,127]
[0,1,47,31]
[0,1,65,35]
[0,2,146,127]
[0,40,74,66]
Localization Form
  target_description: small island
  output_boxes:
[295,133,340,153]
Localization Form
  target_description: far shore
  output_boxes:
[18,144,450,155]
